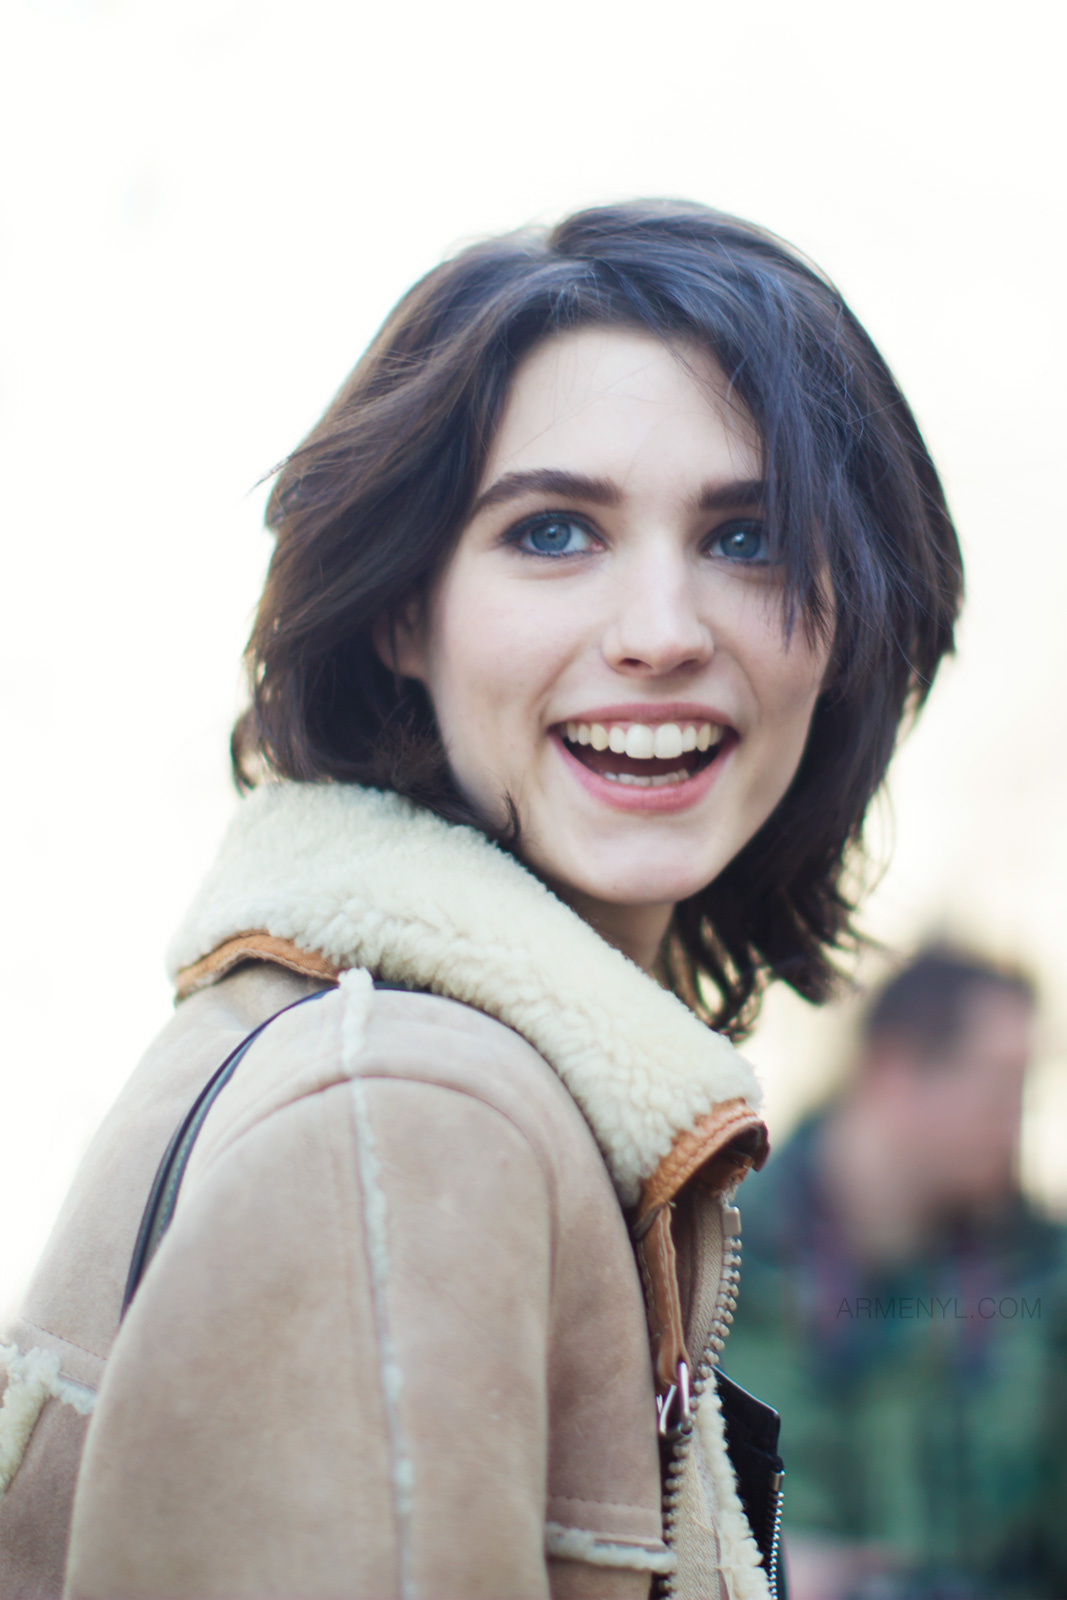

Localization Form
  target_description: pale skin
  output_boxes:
[379,327,834,970]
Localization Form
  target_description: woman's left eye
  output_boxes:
[710,520,769,563]
[512,515,595,557]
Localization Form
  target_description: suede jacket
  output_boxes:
[0,782,777,1599]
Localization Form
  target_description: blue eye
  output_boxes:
[515,516,594,557]
[713,520,768,562]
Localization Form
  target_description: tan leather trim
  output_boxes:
[635,1098,768,1229]
[635,1207,690,1392]
[632,1098,769,1394]
[175,934,341,1000]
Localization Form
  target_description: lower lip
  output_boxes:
[551,732,732,814]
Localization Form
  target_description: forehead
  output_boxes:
[481,326,761,492]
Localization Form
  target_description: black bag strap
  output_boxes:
[122,988,330,1316]
[122,978,426,1317]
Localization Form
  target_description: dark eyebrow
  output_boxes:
[469,469,767,520]
[470,469,621,518]
[693,478,767,513]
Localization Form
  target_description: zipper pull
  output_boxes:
[656,1359,692,1441]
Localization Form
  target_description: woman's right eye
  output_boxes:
[511,515,596,557]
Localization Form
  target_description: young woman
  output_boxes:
[0,202,962,1600]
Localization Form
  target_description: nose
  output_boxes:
[601,549,714,678]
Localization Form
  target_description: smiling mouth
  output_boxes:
[558,719,731,788]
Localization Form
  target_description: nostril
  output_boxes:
[606,620,715,676]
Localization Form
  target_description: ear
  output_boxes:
[370,596,429,684]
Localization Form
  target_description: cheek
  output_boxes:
[745,618,829,757]
[730,619,831,827]
[424,573,571,754]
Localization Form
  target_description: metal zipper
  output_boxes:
[655,1199,743,1598]
[766,1468,784,1598]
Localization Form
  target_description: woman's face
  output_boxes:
[388,327,832,966]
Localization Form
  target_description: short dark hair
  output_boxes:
[863,946,1036,1060]
[233,200,963,1037]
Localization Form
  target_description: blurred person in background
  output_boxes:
[726,947,1067,1600]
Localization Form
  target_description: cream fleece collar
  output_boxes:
[167,781,762,1207]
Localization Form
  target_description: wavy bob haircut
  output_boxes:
[233,201,963,1037]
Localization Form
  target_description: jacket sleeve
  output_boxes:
[64,1073,556,1600]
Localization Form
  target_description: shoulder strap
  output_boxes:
[122,988,330,1315]
[122,977,429,1316]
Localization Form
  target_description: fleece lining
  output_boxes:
[697,1389,774,1600]
[543,1521,676,1573]
[0,1344,95,1504]
[168,781,761,1207]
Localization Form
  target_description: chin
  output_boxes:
[569,859,722,911]
[521,810,734,913]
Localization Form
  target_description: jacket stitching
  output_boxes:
[349,1075,416,1600]
[18,1320,106,1366]
[547,1494,659,1513]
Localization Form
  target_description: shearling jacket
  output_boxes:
[0,783,776,1599]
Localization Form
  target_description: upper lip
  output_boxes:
[553,701,735,728]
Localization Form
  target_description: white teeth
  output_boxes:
[653,723,683,760]
[603,769,690,787]
[563,718,724,757]
[624,724,655,759]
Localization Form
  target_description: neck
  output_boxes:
[550,887,674,973]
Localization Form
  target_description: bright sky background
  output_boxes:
[2,0,1065,1318]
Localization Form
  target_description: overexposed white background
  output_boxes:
[2,0,1065,1318]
